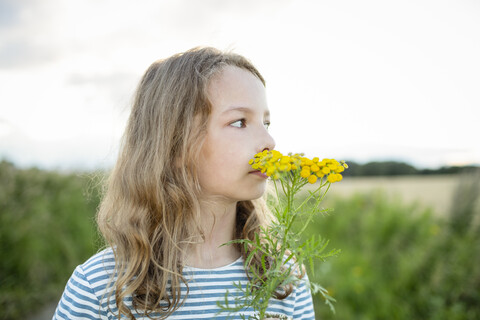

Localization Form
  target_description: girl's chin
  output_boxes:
[246,185,267,201]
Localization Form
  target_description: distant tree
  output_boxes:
[342,161,360,177]
[343,161,418,176]
[420,165,480,175]
[343,160,479,177]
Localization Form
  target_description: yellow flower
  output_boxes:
[249,150,347,185]
[331,159,340,166]
[316,171,325,178]
[280,156,290,164]
[300,169,310,178]
[327,174,336,183]
[327,173,343,183]
[266,167,275,176]
[328,163,338,171]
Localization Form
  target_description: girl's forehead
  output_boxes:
[208,66,263,91]
[207,66,267,114]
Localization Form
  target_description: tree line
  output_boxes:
[342,160,479,177]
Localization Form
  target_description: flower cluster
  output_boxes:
[249,150,348,184]
[222,150,346,318]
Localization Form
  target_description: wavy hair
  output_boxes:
[96,47,275,319]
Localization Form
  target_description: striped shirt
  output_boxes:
[53,248,315,319]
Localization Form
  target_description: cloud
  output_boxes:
[0,40,57,69]
[0,124,118,170]
[0,0,292,70]
[0,0,63,69]
[65,71,140,109]
[0,0,22,27]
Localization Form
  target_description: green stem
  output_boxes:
[257,173,334,318]
[296,182,331,236]
[294,181,327,214]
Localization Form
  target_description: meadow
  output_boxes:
[0,161,103,319]
[1,160,479,319]
[307,176,480,319]
[318,174,460,217]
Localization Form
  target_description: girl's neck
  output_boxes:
[185,199,240,269]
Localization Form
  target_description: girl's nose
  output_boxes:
[258,129,276,153]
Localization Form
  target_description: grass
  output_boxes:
[1,160,479,319]
[0,161,102,319]
[308,174,460,217]
[305,181,480,319]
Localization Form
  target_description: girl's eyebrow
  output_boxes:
[221,106,270,117]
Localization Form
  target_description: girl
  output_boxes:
[53,47,315,319]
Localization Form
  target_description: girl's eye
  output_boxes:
[230,119,246,128]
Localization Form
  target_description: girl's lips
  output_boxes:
[249,170,268,179]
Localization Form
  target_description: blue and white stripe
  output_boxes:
[53,248,315,319]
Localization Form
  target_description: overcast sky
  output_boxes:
[1,0,479,170]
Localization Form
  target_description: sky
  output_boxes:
[0,0,479,171]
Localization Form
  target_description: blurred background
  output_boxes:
[1,0,479,319]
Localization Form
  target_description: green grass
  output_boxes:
[0,161,103,319]
[1,160,479,319]
[305,189,480,319]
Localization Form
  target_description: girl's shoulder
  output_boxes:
[53,248,116,318]
[76,247,116,283]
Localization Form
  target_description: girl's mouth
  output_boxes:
[249,170,268,179]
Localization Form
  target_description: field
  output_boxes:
[320,174,460,217]
[304,172,480,319]
[1,161,479,319]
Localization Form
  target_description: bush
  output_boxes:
[306,190,480,319]
[0,161,103,319]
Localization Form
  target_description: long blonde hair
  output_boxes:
[97,47,272,319]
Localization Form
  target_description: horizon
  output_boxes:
[1,154,478,174]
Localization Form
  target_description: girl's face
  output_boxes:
[197,66,275,203]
